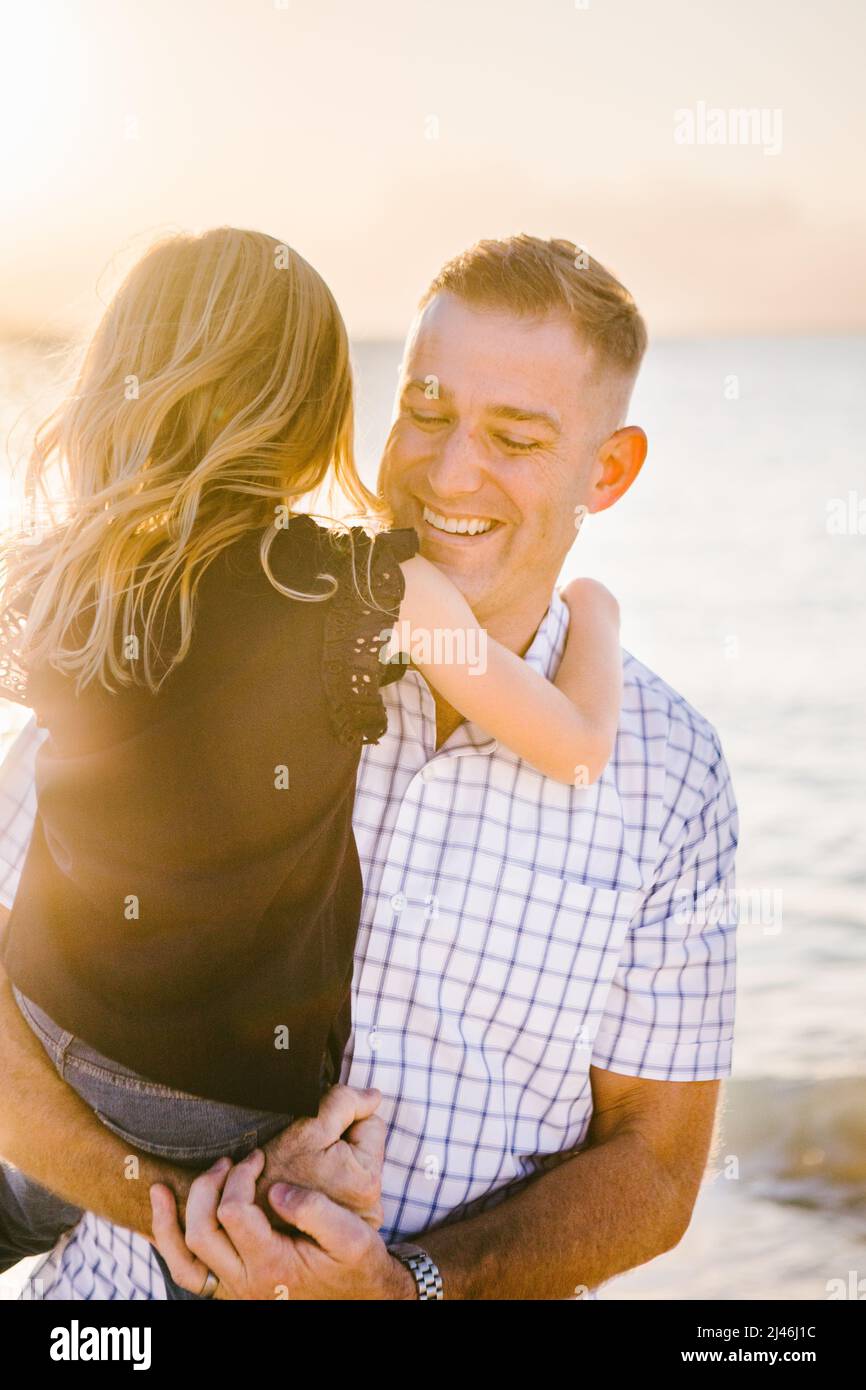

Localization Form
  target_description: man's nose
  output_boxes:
[426,426,485,499]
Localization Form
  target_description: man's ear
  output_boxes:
[587,426,647,514]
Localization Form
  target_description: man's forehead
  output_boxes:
[402,292,596,408]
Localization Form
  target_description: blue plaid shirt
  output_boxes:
[0,591,737,1298]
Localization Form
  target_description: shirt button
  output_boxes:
[421,763,436,782]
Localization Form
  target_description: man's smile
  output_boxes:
[420,502,504,542]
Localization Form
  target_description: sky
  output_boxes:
[1,0,865,341]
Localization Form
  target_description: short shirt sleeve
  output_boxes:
[591,738,739,1081]
[321,524,419,747]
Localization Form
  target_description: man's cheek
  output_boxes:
[377,433,402,500]
[380,425,417,485]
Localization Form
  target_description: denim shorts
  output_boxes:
[0,987,295,1300]
[13,987,294,1165]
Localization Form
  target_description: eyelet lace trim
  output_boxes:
[321,526,419,747]
[0,599,32,706]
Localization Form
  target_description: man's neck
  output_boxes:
[432,593,554,750]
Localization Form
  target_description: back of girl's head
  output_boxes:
[3,227,385,692]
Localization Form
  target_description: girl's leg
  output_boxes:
[10,988,294,1300]
[0,1161,82,1273]
[0,991,89,1272]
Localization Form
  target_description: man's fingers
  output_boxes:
[216,1149,276,1257]
[344,1112,386,1169]
[149,1183,211,1295]
[359,1197,385,1230]
[342,1115,385,1224]
[219,1147,266,1206]
[313,1084,382,1145]
[268,1183,370,1261]
[183,1156,245,1286]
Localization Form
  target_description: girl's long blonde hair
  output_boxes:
[1,227,388,693]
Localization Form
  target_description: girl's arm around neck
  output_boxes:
[395,557,621,786]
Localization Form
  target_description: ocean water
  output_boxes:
[1,336,864,1300]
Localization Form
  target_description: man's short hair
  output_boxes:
[420,234,647,379]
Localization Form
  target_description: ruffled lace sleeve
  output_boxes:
[321,525,419,747]
[0,596,32,707]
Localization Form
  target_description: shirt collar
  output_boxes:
[521,589,569,683]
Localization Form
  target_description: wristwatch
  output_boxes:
[388,1242,444,1300]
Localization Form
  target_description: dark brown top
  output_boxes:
[0,516,418,1113]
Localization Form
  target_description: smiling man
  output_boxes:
[0,236,738,1300]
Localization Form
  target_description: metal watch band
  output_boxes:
[388,1241,444,1300]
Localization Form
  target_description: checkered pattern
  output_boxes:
[15,1215,165,1301]
[0,591,737,1296]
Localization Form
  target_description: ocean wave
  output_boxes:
[715,1077,866,1209]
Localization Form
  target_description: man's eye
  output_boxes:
[409,410,449,427]
[496,434,542,453]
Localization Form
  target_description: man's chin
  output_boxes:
[417,548,492,614]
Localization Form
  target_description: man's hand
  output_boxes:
[254,1085,385,1231]
[151,1149,415,1300]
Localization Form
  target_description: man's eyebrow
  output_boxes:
[487,403,561,432]
[402,380,560,432]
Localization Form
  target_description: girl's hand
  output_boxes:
[396,556,622,786]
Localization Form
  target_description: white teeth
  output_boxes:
[423,505,494,536]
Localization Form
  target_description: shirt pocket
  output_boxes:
[430,865,640,1039]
